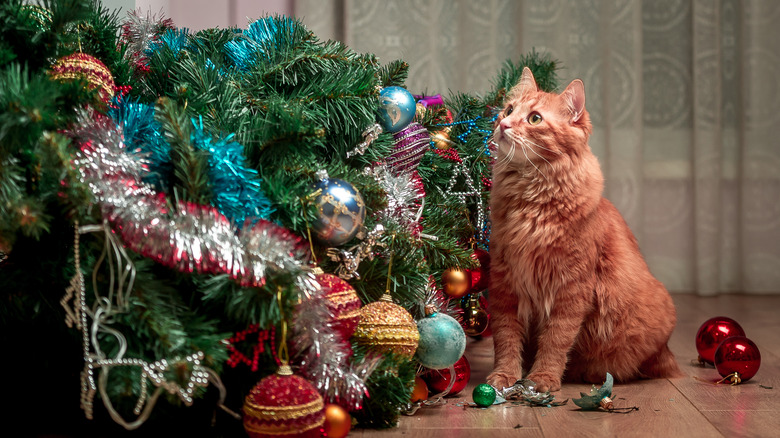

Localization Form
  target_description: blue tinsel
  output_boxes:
[191,117,274,224]
[147,28,191,57]
[109,99,172,189]
[109,100,274,224]
[224,16,298,71]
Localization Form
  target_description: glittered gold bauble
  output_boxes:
[351,297,419,359]
[431,129,454,150]
[442,267,470,298]
[410,376,429,402]
[49,53,115,102]
[243,366,325,438]
[323,403,351,438]
[317,273,362,339]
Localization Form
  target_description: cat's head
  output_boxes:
[493,67,592,168]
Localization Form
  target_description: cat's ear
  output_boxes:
[562,79,586,123]
[510,67,538,98]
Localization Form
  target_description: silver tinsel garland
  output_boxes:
[66,111,374,426]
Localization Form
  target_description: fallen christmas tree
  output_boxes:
[0,0,559,435]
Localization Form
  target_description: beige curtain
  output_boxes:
[295,0,780,295]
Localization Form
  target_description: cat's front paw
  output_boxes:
[525,371,561,392]
[486,370,520,390]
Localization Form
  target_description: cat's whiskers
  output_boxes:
[522,138,554,170]
[520,142,548,181]
[520,137,562,155]
[496,142,515,171]
[501,131,549,179]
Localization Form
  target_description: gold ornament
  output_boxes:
[442,267,470,298]
[49,53,115,102]
[431,129,454,150]
[323,403,351,438]
[352,294,419,359]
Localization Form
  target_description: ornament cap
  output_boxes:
[599,396,614,410]
[424,304,438,316]
[277,363,293,376]
[380,293,393,302]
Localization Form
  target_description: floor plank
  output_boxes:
[535,378,722,438]
[700,410,780,438]
[358,294,780,437]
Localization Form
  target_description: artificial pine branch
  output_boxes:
[154,97,212,205]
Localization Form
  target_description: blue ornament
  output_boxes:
[376,86,416,133]
[415,306,466,369]
[312,178,366,246]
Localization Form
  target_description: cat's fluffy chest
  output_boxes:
[491,169,601,308]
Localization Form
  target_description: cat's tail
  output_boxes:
[639,343,684,379]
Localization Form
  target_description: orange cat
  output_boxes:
[487,68,681,392]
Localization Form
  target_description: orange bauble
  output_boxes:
[410,376,428,402]
[442,267,470,298]
[323,403,351,438]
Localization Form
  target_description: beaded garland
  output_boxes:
[50,53,116,102]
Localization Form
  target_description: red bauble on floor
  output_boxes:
[695,316,745,364]
[714,336,761,384]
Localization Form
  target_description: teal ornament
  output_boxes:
[415,305,466,369]
[312,178,366,246]
[472,383,497,407]
[573,373,614,410]
[377,86,416,133]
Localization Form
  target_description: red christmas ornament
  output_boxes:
[468,248,490,293]
[421,355,471,396]
[695,316,745,364]
[714,336,761,384]
[243,365,325,438]
[317,273,362,339]
[49,53,115,102]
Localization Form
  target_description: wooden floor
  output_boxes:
[354,294,780,438]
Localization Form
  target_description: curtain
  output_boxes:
[295,0,780,295]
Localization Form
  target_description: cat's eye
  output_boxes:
[528,112,543,125]
[505,105,513,116]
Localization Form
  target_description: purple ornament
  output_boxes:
[388,122,429,174]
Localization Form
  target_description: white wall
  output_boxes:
[119,0,292,30]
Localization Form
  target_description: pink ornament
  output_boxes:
[388,122,429,173]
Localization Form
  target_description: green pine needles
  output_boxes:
[0,1,561,434]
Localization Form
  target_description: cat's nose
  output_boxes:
[499,118,511,131]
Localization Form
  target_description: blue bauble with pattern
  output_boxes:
[376,86,416,133]
[415,310,467,370]
[312,178,366,246]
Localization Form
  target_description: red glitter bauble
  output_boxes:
[317,273,362,339]
[714,336,761,383]
[695,316,745,364]
[421,355,471,396]
[243,367,325,438]
[468,248,490,293]
[49,53,115,102]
